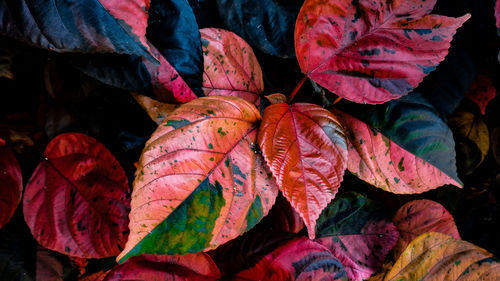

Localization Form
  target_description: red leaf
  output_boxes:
[466,75,497,115]
[333,109,462,193]
[233,237,348,281]
[36,247,63,281]
[201,28,264,106]
[258,102,347,238]
[0,144,22,229]
[392,199,460,257]
[295,0,470,104]
[118,96,278,261]
[104,253,220,281]
[23,133,130,258]
[79,271,109,281]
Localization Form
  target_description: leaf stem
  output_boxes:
[288,76,307,103]
[333,96,343,105]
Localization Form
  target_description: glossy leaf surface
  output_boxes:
[105,253,220,281]
[258,102,347,238]
[0,0,155,60]
[201,28,264,106]
[216,0,301,58]
[233,237,348,281]
[465,75,496,115]
[393,200,460,257]
[0,144,22,229]
[23,133,130,258]
[449,112,489,164]
[295,0,470,104]
[315,192,398,281]
[385,233,497,281]
[333,109,462,193]
[118,96,278,262]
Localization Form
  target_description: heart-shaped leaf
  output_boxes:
[201,28,264,106]
[258,101,347,238]
[0,143,22,230]
[104,253,220,281]
[466,75,496,115]
[118,96,278,262]
[315,192,398,281]
[295,0,470,104]
[449,111,489,165]
[0,0,155,61]
[333,109,462,193]
[392,200,460,257]
[23,133,130,258]
[216,0,301,58]
[385,233,499,281]
[233,237,348,281]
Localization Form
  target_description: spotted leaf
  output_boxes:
[0,143,22,230]
[118,96,278,262]
[295,0,470,104]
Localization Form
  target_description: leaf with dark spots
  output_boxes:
[118,96,278,262]
[466,75,497,115]
[0,144,22,230]
[0,0,156,61]
[233,238,348,280]
[147,0,204,96]
[23,133,131,258]
[200,28,264,106]
[258,102,347,239]
[315,192,398,281]
[295,0,470,104]
[216,0,301,58]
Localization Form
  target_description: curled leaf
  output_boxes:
[0,144,22,229]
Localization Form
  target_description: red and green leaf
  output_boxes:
[258,102,347,238]
[104,253,220,281]
[23,133,130,258]
[315,192,398,281]
[201,28,264,106]
[233,237,348,281]
[466,75,496,115]
[118,96,278,262]
[392,200,460,257]
[0,142,22,229]
[333,109,462,193]
[295,0,470,104]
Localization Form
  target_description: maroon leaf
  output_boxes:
[36,247,64,281]
[268,195,305,234]
[23,133,130,258]
[79,271,109,281]
[295,0,470,104]
[201,28,264,106]
[233,237,348,280]
[104,253,221,281]
[466,75,497,115]
[0,141,22,230]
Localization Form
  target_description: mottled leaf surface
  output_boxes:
[216,0,301,58]
[315,192,398,281]
[333,109,461,194]
[258,102,347,238]
[201,28,264,106]
[105,253,220,281]
[23,133,130,258]
[393,200,460,257]
[233,237,348,281]
[295,0,469,104]
[0,143,22,230]
[118,96,278,262]
[385,233,498,281]
[0,0,155,60]
[449,112,489,165]
[466,75,496,115]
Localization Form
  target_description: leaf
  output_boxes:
[384,232,499,281]
[131,92,179,125]
[267,195,305,234]
[257,102,347,238]
[294,0,470,104]
[449,112,489,166]
[315,192,399,281]
[333,109,462,194]
[118,96,278,262]
[466,75,496,115]
[0,0,155,61]
[0,144,22,229]
[147,0,204,96]
[23,133,131,258]
[496,0,500,35]
[392,199,460,257]
[0,51,14,79]
[216,0,301,58]
[105,253,220,281]
[79,271,109,281]
[200,28,264,106]
[233,237,348,281]
[36,247,63,281]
